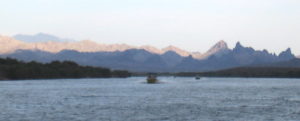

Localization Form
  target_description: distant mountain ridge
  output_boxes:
[14,33,76,43]
[1,42,295,72]
[0,34,297,72]
[5,33,281,60]
[3,34,204,58]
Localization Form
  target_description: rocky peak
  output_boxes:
[214,40,228,49]
[279,48,292,55]
[279,48,294,60]
[233,41,255,53]
[285,48,291,53]
[235,41,243,49]
[207,40,229,52]
[199,40,230,59]
[262,49,268,53]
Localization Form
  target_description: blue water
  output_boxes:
[1,77,300,121]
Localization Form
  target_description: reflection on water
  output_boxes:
[1,77,300,121]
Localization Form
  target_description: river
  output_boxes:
[1,77,300,121]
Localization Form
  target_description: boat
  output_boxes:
[147,75,158,84]
[195,75,201,80]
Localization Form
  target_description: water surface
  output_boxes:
[1,77,300,121]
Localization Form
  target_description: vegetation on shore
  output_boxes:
[1,57,300,80]
[0,58,131,80]
[176,67,300,78]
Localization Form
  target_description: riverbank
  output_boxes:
[0,58,131,80]
[176,67,300,78]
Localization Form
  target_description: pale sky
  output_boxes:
[1,0,300,54]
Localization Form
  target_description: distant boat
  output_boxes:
[195,75,201,80]
[147,74,158,84]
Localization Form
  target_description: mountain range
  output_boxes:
[0,33,297,72]
[1,34,234,59]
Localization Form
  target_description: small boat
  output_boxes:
[195,75,201,80]
[147,75,158,84]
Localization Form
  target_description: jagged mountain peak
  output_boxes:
[235,41,243,49]
[233,41,256,53]
[285,48,291,53]
[279,48,292,55]
[262,49,269,53]
[215,40,228,48]
[198,40,230,59]
[279,48,294,60]
[208,40,229,51]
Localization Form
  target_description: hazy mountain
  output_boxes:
[14,33,76,43]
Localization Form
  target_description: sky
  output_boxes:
[1,0,300,54]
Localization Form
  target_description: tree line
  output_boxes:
[176,67,300,78]
[0,58,131,80]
